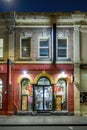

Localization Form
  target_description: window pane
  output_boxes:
[22,39,30,47]
[58,49,66,57]
[58,39,67,47]
[40,48,48,56]
[58,39,67,58]
[0,39,3,47]
[40,40,48,47]
[21,38,31,58]
[0,49,3,58]
[22,47,30,57]
[38,77,50,85]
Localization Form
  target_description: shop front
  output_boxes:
[20,77,68,113]
[12,64,74,115]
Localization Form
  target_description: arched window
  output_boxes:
[57,79,67,110]
[37,77,51,85]
[0,79,3,109]
[21,78,33,111]
[54,78,67,111]
[21,78,30,95]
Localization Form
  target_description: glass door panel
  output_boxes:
[34,86,43,110]
[44,86,53,110]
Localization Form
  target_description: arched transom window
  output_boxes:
[37,77,51,85]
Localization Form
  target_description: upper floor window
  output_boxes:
[0,79,3,109]
[20,37,31,58]
[0,39,3,58]
[57,38,67,58]
[39,39,49,58]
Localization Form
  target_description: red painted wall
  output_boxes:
[0,63,74,115]
[13,64,74,113]
[0,73,8,115]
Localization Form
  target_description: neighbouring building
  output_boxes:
[0,11,87,116]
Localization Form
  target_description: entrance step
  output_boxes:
[16,111,74,116]
[51,111,74,116]
[16,111,35,116]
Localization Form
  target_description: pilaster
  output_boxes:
[73,25,80,63]
[8,30,15,61]
[74,64,81,115]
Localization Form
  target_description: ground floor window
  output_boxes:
[54,78,67,111]
[20,77,67,112]
[21,78,33,111]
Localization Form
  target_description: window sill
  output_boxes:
[18,58,32,61]
[57,58,71,61]
[0,58,4,61]
[37,58,51,61]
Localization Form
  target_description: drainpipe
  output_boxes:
[52,23,56,63]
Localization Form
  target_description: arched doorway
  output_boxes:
[21,78,33,111]
[34,77,53,111]
[54,78,67,111]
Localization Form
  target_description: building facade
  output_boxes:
[0,11,87,116]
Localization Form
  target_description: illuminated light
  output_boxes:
[24,47,27,51]
[58,71,67,78]
[1,0,14,6]
[23,70,27,75]
[2,0,13,3]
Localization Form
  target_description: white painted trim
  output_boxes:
[15,25,51,28]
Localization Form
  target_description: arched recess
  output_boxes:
[55,76,71,85]
[17,75,33,84]
[34,71,54,84]
[54,78,67,111]
[21,78,33,111]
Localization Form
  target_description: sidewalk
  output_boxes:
[0,116,87,126]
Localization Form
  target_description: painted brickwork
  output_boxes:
[0,12,76,115]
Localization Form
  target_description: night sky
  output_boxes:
[0,0,87,12]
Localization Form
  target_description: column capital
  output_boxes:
[74,25,80,30]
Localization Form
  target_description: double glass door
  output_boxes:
[34,86,53,111]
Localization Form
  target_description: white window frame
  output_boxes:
[38,37,49,58]
[0,38,3,58]
[20,36,31,59]
[57,37,68,59]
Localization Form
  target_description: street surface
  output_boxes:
[0,126,87,130]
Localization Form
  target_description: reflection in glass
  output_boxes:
[38,77,50,85]
[34,86,53,111]
[44,86,52,110]
[34,87,43,110]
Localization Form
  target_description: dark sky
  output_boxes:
[0,0,87,12]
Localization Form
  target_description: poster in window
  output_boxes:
[22,95,28,111]
[56,95,62,111]
[80,92,87,105]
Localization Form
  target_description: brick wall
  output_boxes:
[15,27,51,61]
[15,27,73,62]
[57,27,73,61]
